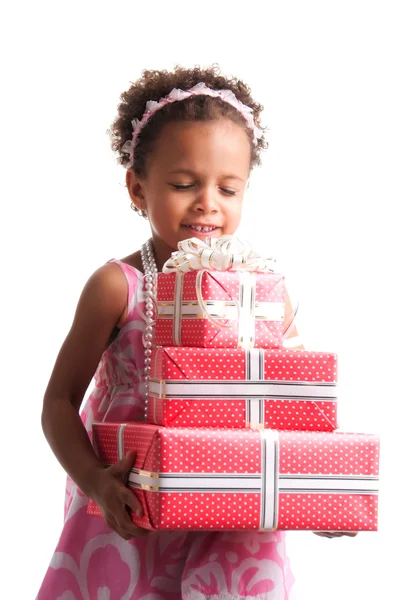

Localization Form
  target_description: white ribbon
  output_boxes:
[160,236,280,347]
[104,424,379,531]
[149,348,338,430]
[194,269,240,332]
[176,269,256,346]
[117,424,126,461]
[161,237,305,341]
[126,428,280,530]
[149,380,338,399]
[162,236,276,274]
[173,273,184,345]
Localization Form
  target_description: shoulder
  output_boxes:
[82,262,128,305]
[86,257,145,328]
[71,262,132,332]
[42,263,131,409]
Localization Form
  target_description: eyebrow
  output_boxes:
[168,169,245,183]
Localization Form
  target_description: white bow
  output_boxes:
[162,236,276,274]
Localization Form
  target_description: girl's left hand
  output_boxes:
[313,531,358,538]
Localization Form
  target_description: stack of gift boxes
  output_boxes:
[88,248,379,532]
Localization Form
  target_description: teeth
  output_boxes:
[189,225,216,232]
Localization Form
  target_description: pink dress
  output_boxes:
[37,259,295,600]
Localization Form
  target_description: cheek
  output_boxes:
[224,202,243,229]
[148,196,183,228]
[230,198,244,217]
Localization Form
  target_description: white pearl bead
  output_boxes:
[140,238,159,421]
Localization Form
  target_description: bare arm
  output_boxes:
[41,263,127,493]
[41,263,148,538]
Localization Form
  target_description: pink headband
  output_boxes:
[121,82,264,169]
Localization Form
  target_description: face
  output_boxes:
[127,119,251,269]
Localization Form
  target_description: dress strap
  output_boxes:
[107,259,144,322]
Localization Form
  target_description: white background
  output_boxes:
[1,1,396,598]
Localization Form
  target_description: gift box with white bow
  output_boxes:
[154,238,285,349]
[87,422,379,531]
[155,270,285,349]
[147,347,338,431]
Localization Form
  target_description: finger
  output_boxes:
[110,450,137,476]
[104,515,129,540]
[121,487,144,517]
[106,509,149,539]
[126,525,151,537]
[315,531,357,538]
[314,531,338,538]
[116,508,150,538]
[113,497,145,530]
[119,527,150,539]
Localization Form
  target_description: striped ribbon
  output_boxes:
[124,429,280,530]
[149,349,337,428]
[116,427,379,531]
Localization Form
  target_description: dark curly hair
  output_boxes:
[110,64,268,175]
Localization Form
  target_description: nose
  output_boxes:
[193,186,219,214]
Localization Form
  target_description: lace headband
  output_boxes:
[121,82,264,169]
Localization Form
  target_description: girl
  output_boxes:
[38,65,342,600]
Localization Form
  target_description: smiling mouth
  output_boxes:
[182,224,220,233]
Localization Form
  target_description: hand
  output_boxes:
[89,450,151,540]
[313,531,358,538]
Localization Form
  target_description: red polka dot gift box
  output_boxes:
[155,270,285,349]
[87,422,379,532]
[147,347,338,432]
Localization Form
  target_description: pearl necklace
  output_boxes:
[140,239,158,419]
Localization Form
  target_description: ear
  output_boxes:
[126,169,147,212]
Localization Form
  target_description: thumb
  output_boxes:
[114,450,137,475]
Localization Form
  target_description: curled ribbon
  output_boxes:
[194,269,241,331]
[162,236,276,274]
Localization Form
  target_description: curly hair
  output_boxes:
[110,64,268,175]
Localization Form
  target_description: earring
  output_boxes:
[130,202,148,219]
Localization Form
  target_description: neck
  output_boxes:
[150,235,178,272]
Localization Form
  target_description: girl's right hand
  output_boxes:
[88,450,151,540]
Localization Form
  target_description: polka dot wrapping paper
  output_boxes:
[87,422,379,531]
[147,347,338,431]
[155,271,285,348]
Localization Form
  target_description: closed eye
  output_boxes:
[171,184,194,190]
[220,188,237,196]
[170,184,237,195]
